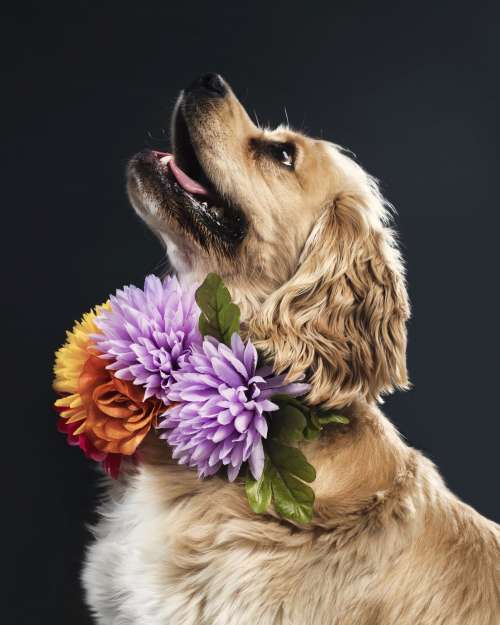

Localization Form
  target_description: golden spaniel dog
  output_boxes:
[83,74,500,625]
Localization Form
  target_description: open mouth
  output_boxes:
[130,109,247,246]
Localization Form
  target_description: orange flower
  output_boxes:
[54,305,165,477]
[78,355,163,456]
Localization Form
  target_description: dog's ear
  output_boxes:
[250,190,410,408]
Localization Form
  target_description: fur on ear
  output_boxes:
[249,190,410,409]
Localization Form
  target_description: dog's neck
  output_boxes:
[302,399,415,526]
[157,266,414,526]
[140,398,416,528]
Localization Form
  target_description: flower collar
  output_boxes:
[54,273,348,524]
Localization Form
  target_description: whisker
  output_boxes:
[284,106,290,127]
[152,255,171,278]
[145,129,170,145]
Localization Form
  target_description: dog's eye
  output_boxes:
[250,139,297,170]
[280,149,293,167]
[269,142,296,169]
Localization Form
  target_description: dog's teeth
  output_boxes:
[201,202,208,209]
[160,155,173,166]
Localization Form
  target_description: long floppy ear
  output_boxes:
[249,190,410,409]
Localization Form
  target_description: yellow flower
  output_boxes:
[53,303,110,432]
[54,302,163,472]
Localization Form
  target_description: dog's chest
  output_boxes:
[82,467,379,625]
[82,469,293,625]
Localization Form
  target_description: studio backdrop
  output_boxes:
[3,2,498,623]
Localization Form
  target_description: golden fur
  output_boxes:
[83,76,500,624]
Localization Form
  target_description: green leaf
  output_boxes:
[304,408,349,438]
[195,273,241,345]
[198,314,218,340]
[302,409,321,440]
[270,467,315,524]
[308,409,322,430]
[271,394,306,410]
[269,402,307,444]
[195,273,227,315]
[303,424,321,440]
[317,413,350,425]
[267,440,316,483]
[218,302,241,344]
[245,460,272,514]
[264,440,316,524]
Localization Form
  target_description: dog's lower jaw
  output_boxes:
[159,231,197,280]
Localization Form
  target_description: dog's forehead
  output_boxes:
[302,138,340,178]
[262,126,338,171]
[262,125,315,146]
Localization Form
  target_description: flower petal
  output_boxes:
[211,358,244,387]
[243,340,257,375]
[227,462,241,482]
[248,439,264,480]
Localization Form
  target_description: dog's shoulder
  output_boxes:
[83,428,500,625]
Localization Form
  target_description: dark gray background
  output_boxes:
[3,1,498,623]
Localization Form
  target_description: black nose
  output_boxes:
[186,73,226,97]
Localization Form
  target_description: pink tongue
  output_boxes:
[168,158,210,197]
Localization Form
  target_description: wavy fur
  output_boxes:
[251,179,410,408]
[83,79,500,625]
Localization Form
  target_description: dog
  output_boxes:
[82,73,500,625]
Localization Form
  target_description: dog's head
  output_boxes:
[128,74,410,408]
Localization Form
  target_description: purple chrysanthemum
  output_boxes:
[159,334,310,481]
[93,275,201,403]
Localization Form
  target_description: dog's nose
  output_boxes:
[186,73,226,97]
